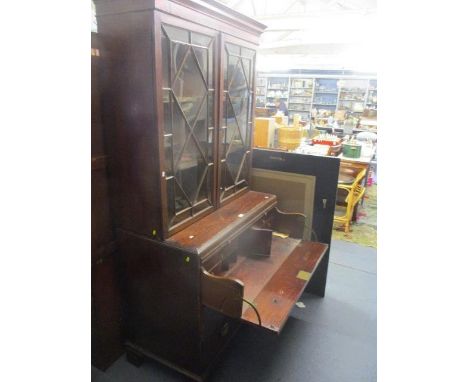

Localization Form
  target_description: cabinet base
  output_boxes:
[124,342,204,382]
[126,348,144,367]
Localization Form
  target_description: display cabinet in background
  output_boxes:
[366,79,377,110]
[265,76,289,106]
[255,76,266,106]
[337,78,368,115]
[254,73,377,126]
[288,77,314,122]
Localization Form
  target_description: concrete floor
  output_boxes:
[93,239,376,382]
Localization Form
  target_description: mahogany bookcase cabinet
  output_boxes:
[95,1,328,380]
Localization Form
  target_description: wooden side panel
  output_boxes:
[92,256,123,369]
[91,165,114,262]
[92,32,114,261]
[117,230,203,373]
[97,11,163,238]
[201,269,244,318]
[91,33,106,157]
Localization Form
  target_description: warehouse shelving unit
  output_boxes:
[255,72,377,122]
[312,78,340,124]
[255,76,267,107]
[336,79,368,115]
[288,77,314,122]
[366,79,377,110]
[265,76,289,107]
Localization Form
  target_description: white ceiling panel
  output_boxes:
[217,0,377,71]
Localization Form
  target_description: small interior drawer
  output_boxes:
[202,239,239,273]
[201,237,328,333]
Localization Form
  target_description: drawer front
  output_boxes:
[201,307,240,369]
[202,238,239,273]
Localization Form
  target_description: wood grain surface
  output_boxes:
[166,190,277,257]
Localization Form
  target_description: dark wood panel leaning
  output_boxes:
[91,31,124,370]
[252,148,340,297]
[94,1,331,380]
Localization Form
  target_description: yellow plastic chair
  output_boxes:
[334,168,367,233]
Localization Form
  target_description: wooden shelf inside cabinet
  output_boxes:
[206,237,327,333]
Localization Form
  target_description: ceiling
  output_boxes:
[217,0,377,72]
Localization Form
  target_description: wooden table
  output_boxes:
[338,173,355,185]
[338,145,376,205]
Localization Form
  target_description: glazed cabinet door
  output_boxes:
[219,36,256,204]
[158,15,218,236]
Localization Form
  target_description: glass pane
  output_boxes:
[172,43,189,84]
[173,50,207,127]
[237,151,249,182]
[163,24,189,43]
[241,58,251,87]
[227,56,238,88]
[219,128,227,159]
[166,178,175,224]
[174,179,190,214]
[163,89,171,134]
[221,42,255,201]
[171,94,189,165]
[161,23,215,227]
[246,120,252,147]
[228,58,249,144]
[175,134,208,204]
[192,97,208,159]
[223,53,229,89]
[229,88,249,143]
[191,32,212,47]
[161,29,170,88]
[241,47,255,60]
[208,45,213,88]
[226,43,241,55]
[164,135,173,176]
[225,100,238,148]
[207,129,213,162]
[221,161,235,189]
[207,91,214,128]
[193,46,208,84]
[196,165,210,204]
[246,96,252,147]
[231,60,248,92]
[226,132,245,183]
